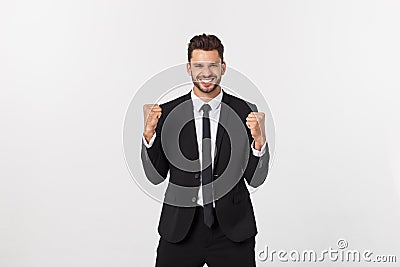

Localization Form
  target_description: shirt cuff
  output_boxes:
[251,140,267,157]
[142,133,156,148]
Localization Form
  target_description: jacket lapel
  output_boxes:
[178,89,231,173]
[213,90,231,170]
[178,92,200,161]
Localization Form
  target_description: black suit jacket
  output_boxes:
[141,89,270,243]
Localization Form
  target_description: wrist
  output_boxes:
[254,138,265,151]
[143,131,155,142]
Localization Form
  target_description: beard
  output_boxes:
[191,74,222,94]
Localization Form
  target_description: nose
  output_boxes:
[201,66,212,77]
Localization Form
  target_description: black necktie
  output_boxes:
[201,103,214,228]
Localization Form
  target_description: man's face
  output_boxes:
[187,49,226,94]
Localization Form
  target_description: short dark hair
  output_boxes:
[187,33,224,63]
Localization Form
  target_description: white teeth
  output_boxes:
[200,78,213,82]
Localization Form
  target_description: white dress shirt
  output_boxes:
[143,89,267,207]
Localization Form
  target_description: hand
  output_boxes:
[246,112,266,151]
[143,104,162,142]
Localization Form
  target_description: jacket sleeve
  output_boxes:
[140,105,170,185]
[242,103,270,188]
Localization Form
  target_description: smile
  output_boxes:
[199,78,215,83]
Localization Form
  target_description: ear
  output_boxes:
[221,61,226,75]
[186,62,191,76]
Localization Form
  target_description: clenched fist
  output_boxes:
[143,104,162,143]
[246,112,266,151]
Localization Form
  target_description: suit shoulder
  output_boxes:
[224,91,258,113]
[158,92,190,112]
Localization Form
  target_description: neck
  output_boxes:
[193,86,221,102]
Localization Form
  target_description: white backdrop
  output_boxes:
[1,0,399,266]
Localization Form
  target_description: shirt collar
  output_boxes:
[190,88,223,112]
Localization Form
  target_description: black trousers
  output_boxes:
[155,206,256,267]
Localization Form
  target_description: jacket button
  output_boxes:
[191,197,197,202]
[194,173,200,179]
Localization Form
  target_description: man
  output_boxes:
[141,34,270,267]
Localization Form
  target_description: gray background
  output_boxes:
[1,0,399,266]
